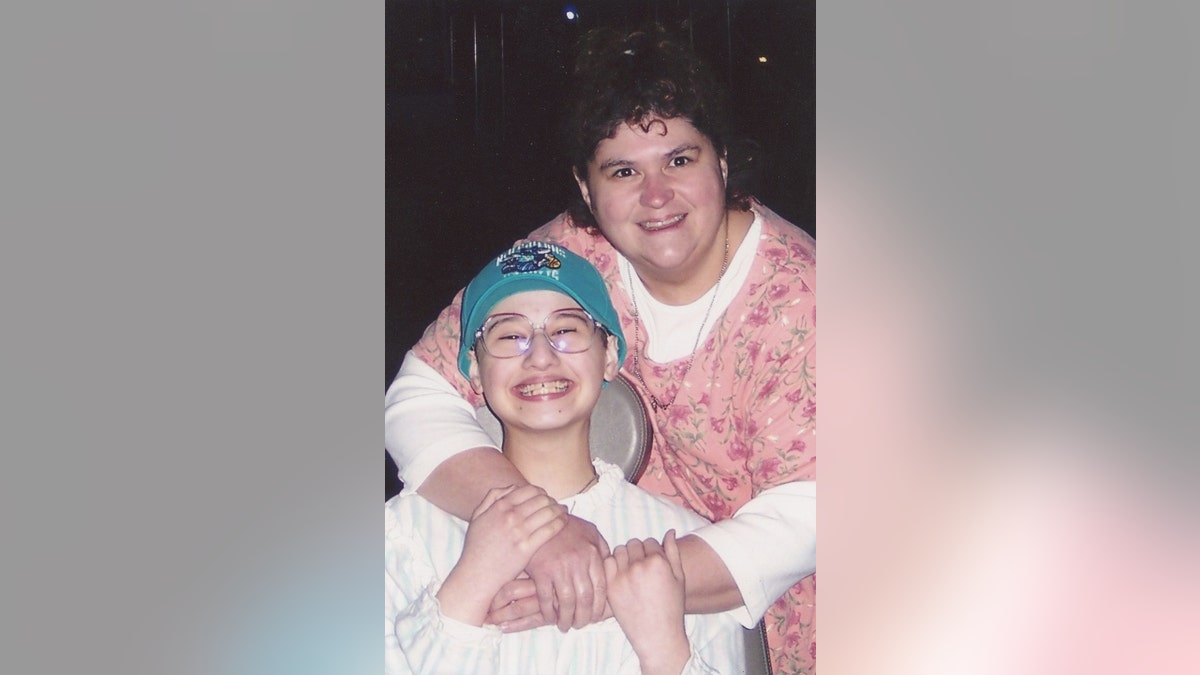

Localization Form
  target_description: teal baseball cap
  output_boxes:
[458,241,626,378]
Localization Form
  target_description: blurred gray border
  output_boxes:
[3,0,1196,673]
[3,1,383,673]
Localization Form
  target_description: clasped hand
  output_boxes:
[484,514,687,642]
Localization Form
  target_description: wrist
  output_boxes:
[635,636,690,675]
[436,568,498,626]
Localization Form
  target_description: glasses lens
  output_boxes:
[480,310,599,358]
[482,315,531,358]
[544,310,596,353]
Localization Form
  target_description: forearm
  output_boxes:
[386,353,522,515]
[438,566,507,626]
[688,481,817,622]
[386,351,502,484]
[677,535,744,613]
[418,447,530,520]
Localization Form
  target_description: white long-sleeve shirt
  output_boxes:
[385,460,746,675]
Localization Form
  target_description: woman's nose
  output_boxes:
[639,173,674,209]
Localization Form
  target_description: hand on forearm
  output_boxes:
[486,576,615,632]
[604,531,691,675]
[486,578,552,631]
[521,514,611,632]
[418,447,529,519]
[490,532,748,627]
[438,485,567,625]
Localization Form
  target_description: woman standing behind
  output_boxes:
[387,25,816,674]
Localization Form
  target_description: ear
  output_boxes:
[719,153,728,185]
[467,350,484,394]
[573,168,593,212]
[603,334,620,382]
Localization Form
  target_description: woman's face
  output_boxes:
[468,290,619,436]
[574,117,728,294]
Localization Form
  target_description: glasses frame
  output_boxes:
[472,308,608,360]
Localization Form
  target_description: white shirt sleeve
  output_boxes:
[384,351,500,489]
[688,481,816,626]
[678,611,751,675]
[385,502,502,675]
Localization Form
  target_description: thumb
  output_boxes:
[663,529,685,581]
[603,555,619,583]
[473,485,515,519]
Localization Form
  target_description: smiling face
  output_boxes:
[468,290,619,437]
[574,117,729,298]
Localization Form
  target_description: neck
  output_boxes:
[501,423,598,500]
[637,208,750,305]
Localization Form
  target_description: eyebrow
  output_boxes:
[485,307,587,322]
[596,144,703,172]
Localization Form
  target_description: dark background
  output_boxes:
[387,0,814,496]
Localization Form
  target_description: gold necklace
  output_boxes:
[627,226,731,412]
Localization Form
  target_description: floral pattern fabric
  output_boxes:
[411,202,817,674]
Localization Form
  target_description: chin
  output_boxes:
[508,408,591,432]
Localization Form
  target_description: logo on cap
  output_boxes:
[499,243,562,274]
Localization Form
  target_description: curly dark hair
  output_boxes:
[562,24,752,230]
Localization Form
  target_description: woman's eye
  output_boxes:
[612,167,634,178]
[671,156,692,167]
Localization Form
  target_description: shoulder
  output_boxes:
[526,213,621,280]
[734,205,815,324]
[751,202,816,280]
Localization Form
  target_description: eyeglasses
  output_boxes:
[474,308,606,359]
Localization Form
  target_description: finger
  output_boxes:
[641,537,664,557]
[588,551,607,619]
[623,538,646,562]
[663,529,685,580]
[534,576,558,627]
[513,498,568,531]
[570,570,595,629]
[489,578,537,613]
[591,527,611,558]
[527,514,567,551]
[488,595,545,627]
[505,484,554,510]
[520,502,567,535]
[603,554,618,582]
[555,580,577,633]
[473,484,516,517]
[498,608,551,634]
[611,543,629,572]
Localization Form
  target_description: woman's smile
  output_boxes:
[636,212,687,232]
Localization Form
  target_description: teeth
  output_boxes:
[517,380,569,396]
[640,214,684,230]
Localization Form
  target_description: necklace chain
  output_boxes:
[574,471,600,495]
[627,227,731,412]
